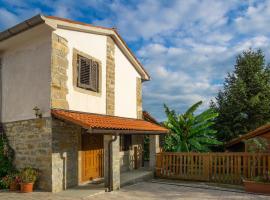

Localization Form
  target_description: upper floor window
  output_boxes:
[77,55,99,92]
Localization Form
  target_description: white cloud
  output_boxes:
[0,8,20,29]
[1,0,270,120]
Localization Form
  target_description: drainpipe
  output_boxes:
[107,134,118,192]
[61,152,67,190]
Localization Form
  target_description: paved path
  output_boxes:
[1,181,269,200]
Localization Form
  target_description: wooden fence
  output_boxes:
[156,152,270,184]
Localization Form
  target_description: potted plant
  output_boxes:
[1,172,20,191]
[243,137,270,194]
[19,167,38,193]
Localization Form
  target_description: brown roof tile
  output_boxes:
[51,109,168,133]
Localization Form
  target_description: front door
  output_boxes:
[81,134,104,182]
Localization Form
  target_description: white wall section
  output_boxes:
[0,25,52,122]
[114,44,140,118]
[54,29,107,115]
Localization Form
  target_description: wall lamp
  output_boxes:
[33,106,42,118]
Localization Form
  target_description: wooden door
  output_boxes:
[81,134,104,182]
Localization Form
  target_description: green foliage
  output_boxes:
[211,49,270,142]
[143,136,150,161]
[245,138,269,182]
[0,171,20,188]
[0,135,15,177]
[245,137,268,153]
[20,167,39,183]
[163,101,222,152]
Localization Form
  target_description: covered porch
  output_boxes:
[51,109,168,191]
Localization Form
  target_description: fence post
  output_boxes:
[156,153,162,177]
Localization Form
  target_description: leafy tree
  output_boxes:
[211,49,270,142]
[163,101,221,152]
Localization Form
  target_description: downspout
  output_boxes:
[107,134,118,192]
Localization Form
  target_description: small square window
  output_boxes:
[77,55,99,92]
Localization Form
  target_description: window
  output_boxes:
[120,135,132,151]
[77,55,99,92]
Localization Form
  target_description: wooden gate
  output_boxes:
[81,134,104,182]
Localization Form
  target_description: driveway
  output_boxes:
[0,181,269,200]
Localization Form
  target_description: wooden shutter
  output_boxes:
[89,61,99,92]
[77,55,99,92]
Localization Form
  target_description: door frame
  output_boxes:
[78,132,104,183]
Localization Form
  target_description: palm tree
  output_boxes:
[163,101,222,152]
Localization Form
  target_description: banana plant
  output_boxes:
[163,101,222,152]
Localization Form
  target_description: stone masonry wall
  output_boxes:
[3,118,52,191]
[149,135,160,170]
[136,77,143,119]
[104,135,120,190]
[51,33,69,110]
[51,118,81,192]
[106,36,115,116]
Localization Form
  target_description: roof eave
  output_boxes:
[44,16,150,81]
[0,14,47,42]
[225,124,270,148]
[88,128,168,135]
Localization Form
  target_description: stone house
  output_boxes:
[225,123,270,152]
[0,15,168,192]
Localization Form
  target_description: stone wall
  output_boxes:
[104,135,120,190]
[136,77,142,119]
[51,33,69,110]
[106,36,115,116]
[149,135,160,170]
[51,118,81,192]
[3,118,52,191]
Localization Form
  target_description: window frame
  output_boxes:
[72,48,102,96]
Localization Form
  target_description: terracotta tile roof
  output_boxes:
[51,109,168,133]
[225,123,270,147]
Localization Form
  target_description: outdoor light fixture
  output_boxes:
[33,106,42,118]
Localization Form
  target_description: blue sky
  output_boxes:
[1,0,270,121]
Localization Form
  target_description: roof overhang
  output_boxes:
[51,109,168,135]
[225,123,270,148]
[0,14,150,81]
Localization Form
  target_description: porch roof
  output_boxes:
[51,109,168,134]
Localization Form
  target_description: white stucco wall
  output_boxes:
[0,25,52,122]
[54,29,107,114]
[114,44,140,118]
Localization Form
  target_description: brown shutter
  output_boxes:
[89,61,99,92]
[77,55,99,92]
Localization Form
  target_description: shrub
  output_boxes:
[0,172,20,188]
[0,135,15,188]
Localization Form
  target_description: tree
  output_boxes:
[211,49,270,142]
[163,101,221,152]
